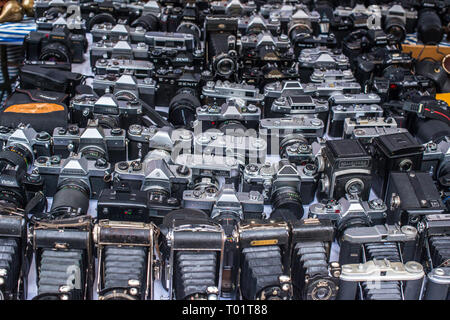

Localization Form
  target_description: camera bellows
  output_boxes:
[240,246,284,300]
[174,251,217,300]
[428,236,450,267]
[0,238,20,295]
[361,242,402,300]
[103,246,147,290]
[37,249,85,296]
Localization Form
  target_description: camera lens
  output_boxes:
[289,24,312,42]
[39,42,71,63]
[87,12,116,31]
[217,120,247,136]
[443,54,450,74]
[280,134,309,159]
[131,14,159,32]
[79,145,107,161]
[215,56,236,77]
[50,179,90,215]
[93,115,120,129]
[384,17,406,43]
[418,9,443,45]
[345,178,364,195]
[193,176,219,194]
[271,186,304,220]
[398,159,413,172]
[168,90,201,128]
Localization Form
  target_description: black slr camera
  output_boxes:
[25,25,88,63]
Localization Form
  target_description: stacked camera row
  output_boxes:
[0,0,449,300]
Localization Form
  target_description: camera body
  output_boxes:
[236,219,292,300]
[92,74,156,107]
[202,80,264,107]
[310,69,355,83]
[114,156,192,202]
[94,219,157,300]
[0,125,52,160]
[33,153,112,199]
[238,14,282,35]
[69,92,144,130]
[298,47,350,82]
[352,127,409,145]
[371,132,424,199]
[309,194,388,238]
[380,4,418,42]
[328,103,383,138]
[154,68,201,107]
[25,26,87,63]
[318,139,372,201]
[290,218,340,300]
[343,117,398,139]
[242,159,319,205]
[127,125,193,161]
[94,58,155,78]
[52,121,127,163]
[268,95,328,123]
[195,99,261,132]
[385,171,445,226]
[90,39,150,67]
[204,16,240,79]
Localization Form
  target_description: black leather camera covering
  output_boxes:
[19,65,83,94]
[0,88,68,133]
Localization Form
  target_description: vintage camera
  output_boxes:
[385,171,445,226]
[342,26,390,63]
[183,183,264,221]
[354,47,414,86]
[309,194,387,240]
[298,47,350,82]
[202,80,264,107]
[208,0,257,16]
[79,1,144,31]
[94,58,155,78]
[92,74,156,107]
[94,219,157,300]
[195,98,261,133]
[205,16,239,79]
[380,4,417,43]
[127,125,193,161]
[144,31,204,71]
[337,260,424,300]
[193,130,267,165]
[411,115,450,186]
[34,0,79,19]
[310,69,356,83]
[183,183,264,296]
[242,159,319,208]
[33,153,112,199]
[340,223,418,266]
[159,2,204,33]
[154,67,201,109]
[113,155,191,212]
[268,95,329,123]
[328,103,383,138]
[240,32,294,67]
[0,137,46,210]
[90,39,150,68]
[241,62,301,89]
[334,3,382,30]
[352,127,409,146]
[236,219,292,300]
[263,81,361,115]
[371,132,424,199]
[259,117,324,155]
[52,120,127,163]
[159,208,225,300]
[238,14,282,35]
[290,218,340,300]
[372,67,435,102]
[417,8,444,45]
[287,7,337,53]
[343,117,398,139]
[69,92,144,130]
[35,10,86,34]
[420,214,450,300]
[0,125,52,160]
[0,203,31,300]
[30,187,93,300]
[24,25,87,63]
[317,139,372,201]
